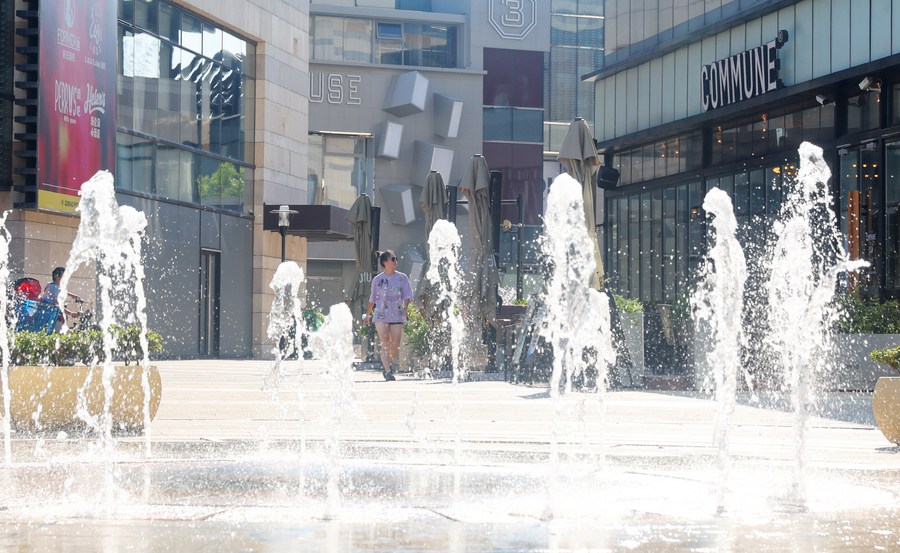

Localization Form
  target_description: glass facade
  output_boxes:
[613,131,702,187]
[312,16,457,68]
[604,67,900,304]
[306,134,374,210]
[607,159,798,303]
[117,0,255,214]
[544,0,604,153]
[483,48,545,232]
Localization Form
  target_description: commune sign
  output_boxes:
[701,30,789,112]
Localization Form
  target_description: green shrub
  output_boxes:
[870,345,900,375]
[111,325,164,365]
[403,303,432,359]
[7,326,162,367]
[614,294,644,314]
[833,291,900,334]
[302,308,325,332]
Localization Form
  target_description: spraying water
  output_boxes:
[57,171,150,451]
[693,187,748,513]
[266,261,307,390]
[765,142,866,506]
[308,302,354,518]
[426,220,465,383]
[539,173,615,518]
[0,211,12,464]
[425,220,466,465]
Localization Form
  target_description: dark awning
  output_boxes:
[262,204,353,241]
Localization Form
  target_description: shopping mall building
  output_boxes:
[2,0,603,358]
[589,0,900,373]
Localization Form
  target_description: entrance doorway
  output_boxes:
[839,142,882,293]
[199,249,220,357]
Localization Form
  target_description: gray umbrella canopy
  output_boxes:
[460,154,498,327]
[420,171,448,235]
[558,117,604,290]
[416,171,448,311]
[346,193,374,317]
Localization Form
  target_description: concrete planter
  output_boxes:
[829,334,900,391]
[873,377,900,445]
[3,365,162,432]
[619,312,644,383]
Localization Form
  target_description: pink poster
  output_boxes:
[38,0,117,213]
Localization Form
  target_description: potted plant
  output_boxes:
[498,297,528,320]
[614,294,644,377]
[869,345,900,445]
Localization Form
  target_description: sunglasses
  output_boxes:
[388,256,397,262]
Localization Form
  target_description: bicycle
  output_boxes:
[65,298,98,332]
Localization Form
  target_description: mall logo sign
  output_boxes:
[489,0,536,40]
[701,30,788,112]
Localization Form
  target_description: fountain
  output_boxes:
[692,187,748,513]
[0,152,897,550]
[2,172,162,444]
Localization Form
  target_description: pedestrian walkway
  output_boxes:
[148,359,891,461]
[1,358,898,552]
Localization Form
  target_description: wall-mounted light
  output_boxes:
[816,94,834,106]
[859,76,882,93]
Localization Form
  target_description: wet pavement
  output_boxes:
[0,359,898,552]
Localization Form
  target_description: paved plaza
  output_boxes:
[0,359,898,552]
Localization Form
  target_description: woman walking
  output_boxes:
[363,250,413,380]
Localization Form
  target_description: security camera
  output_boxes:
[859,76,881,93]
[816,94,834,106]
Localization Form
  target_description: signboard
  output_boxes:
[489,0,536,40]
[701,30,789,112]
[38,0,117,213]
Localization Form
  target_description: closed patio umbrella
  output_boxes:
[416,171,448,312]
[558,118,635,386]
[347,193,374,358]
[420,170,447,236]
[459,154,498,329]
[558,117,604,290]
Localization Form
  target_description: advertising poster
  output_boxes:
[38,0,117,213]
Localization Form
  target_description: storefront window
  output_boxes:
[617,197,629,293]
[847,91,881,135]
[838,146,881,292]
[893,84,900,126]
[306,134,374,210]
[662,187,677,301]
[312,16,457,68]
[117,1,255,214]
[886,140,900,290]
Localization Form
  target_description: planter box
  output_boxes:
[873,377,900,445]
[2,365,162,432]
[830,334,900,391]
[497,305,527,321]
[619,312,644,384]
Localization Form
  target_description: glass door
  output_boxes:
[839,143,882,293]
[885,139,900,293]
[199,250,220,357]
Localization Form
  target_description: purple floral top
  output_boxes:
[368,271,413,324]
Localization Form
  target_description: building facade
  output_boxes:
[304,1,552,313]
[2,0,310,358]
[589,0,900,373]
[4,0,587,358]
